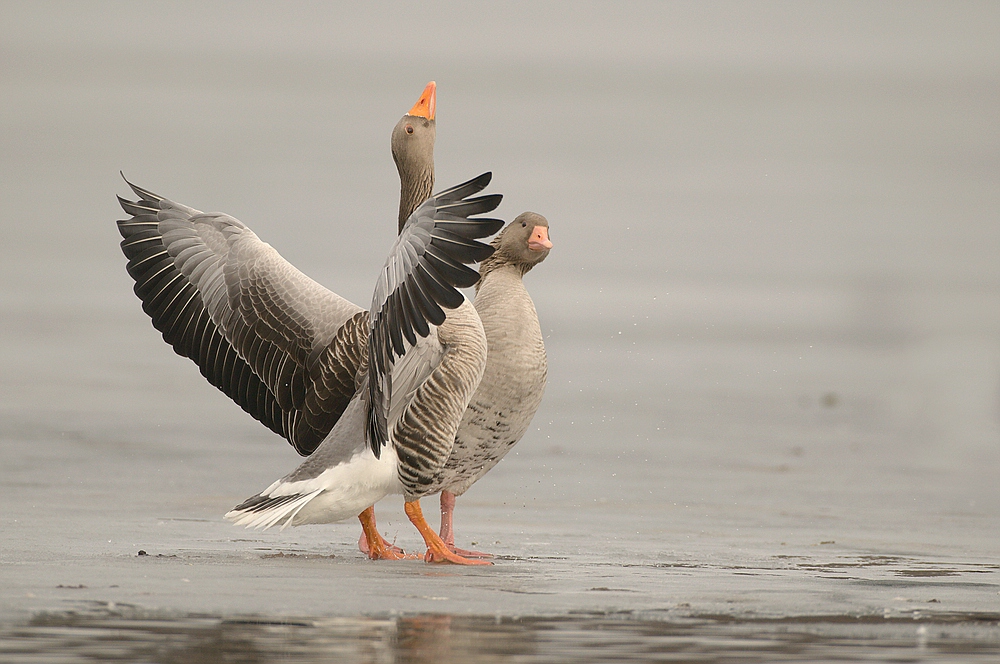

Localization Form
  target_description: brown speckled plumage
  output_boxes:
[430,212,551,496]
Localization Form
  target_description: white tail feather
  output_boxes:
[225,488,324,531]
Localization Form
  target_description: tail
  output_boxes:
[224,485,324,531]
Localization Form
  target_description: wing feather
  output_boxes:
[116,177,370,454]
[431,171,492,203]
[365,172,502,457]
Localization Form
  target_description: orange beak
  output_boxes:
[408,81,436,120]
[528,226,552,251]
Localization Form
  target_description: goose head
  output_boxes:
[482,211,552,279]
[392,81,437,232]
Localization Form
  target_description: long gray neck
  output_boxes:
[397,166,434,234]
[477,248,534,292]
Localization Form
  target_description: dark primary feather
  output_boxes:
[432,217,505,237]
[432,171,492,203]
[422,249,480,288]
[366,173,502,458]
[429,227,497,263]
[123,174,165,204]
[436,194,503,218]
[117,212,289,440]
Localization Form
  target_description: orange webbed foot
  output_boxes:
[359,531,416,560]
[358,506,418,561]
[406,499,492,566]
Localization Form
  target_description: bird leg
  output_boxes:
[439,491,494,559]
[358,506,413,560]
[404,499,492,565]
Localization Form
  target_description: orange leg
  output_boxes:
[404,499,492,565]
[358,506,414,560]
[439,491,493,559]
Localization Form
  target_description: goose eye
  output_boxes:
[521,221,527,227]
[405,125,414,135]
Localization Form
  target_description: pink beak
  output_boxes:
[528,226,552,251]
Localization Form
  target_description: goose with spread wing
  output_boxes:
[116,82,442,556]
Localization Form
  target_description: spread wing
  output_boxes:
[116,178,369,455]
[366,172,503,457]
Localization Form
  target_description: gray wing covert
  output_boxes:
[117,178,367,455]
[366,172,503,457]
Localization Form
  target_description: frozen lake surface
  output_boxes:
[1,2,998,661]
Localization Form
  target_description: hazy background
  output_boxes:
[1,0,998,634]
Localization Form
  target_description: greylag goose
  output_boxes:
[424,212,552,560]
[116,80,548,562]
[117,172,503,565]
[117,82,442,558]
